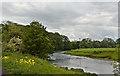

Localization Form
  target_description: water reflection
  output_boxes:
[49,51,114,74]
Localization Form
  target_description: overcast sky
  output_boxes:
[1,2,118,41]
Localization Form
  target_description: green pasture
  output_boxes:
[65,48,118,61]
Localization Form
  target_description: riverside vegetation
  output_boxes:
[2,52,98,75]
[65,48,119,61]
[1,21,98,75]
[2,52,74,74]
[1,21,120,75]
[65,47,120,75]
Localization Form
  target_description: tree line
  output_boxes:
[70,37,119,49]
[1,21,120,59]
[48,34,120,50]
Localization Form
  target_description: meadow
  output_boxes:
[2,52,75,74]
[2,52,97,75]
[65,48,118,61]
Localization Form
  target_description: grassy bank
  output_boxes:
[2,52,97,75]
[65,48,118,61]
[2,52,75,74]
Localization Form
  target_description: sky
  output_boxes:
[1,2,118,41]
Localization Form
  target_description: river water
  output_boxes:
[49,51,114,74]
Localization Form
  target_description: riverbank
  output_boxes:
[2,52,97,75]
[50,50,114,74]
[65,48,119,61]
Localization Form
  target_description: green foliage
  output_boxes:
[70,37,116,49]
[71,41,80,49]
[92,41,100,48]
[82,38,91,42]
[1,21,119,59]
[48,32,64,51]
[1,21,54,59]
[101,38,115,48]
[65,48,119,61]
[22,21,54,58]
[62,35,72,50]
[2,22,24,52]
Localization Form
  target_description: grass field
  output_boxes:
[65,48,118,61]
[2,52,75,74]
[2,52,97,75]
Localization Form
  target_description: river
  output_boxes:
[49,51,115,74]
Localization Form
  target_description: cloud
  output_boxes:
[2,2,118,41]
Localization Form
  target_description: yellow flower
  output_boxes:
[32,60,34,62]
[3,56,9,59]
[27,62,29,64]
[28,59,31,62]
[24,60,28,64]
[20,59,23,63]
[25,57,28,58]
[15,58,35,65]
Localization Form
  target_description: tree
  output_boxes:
[48,32,64,51]
[81,38,92,48]
[1,21,24,52]
[101,38,115,48]
[22,21,54,58]
[1,21,55,59]
[82,38,91,43]
[92,41,100,48]
[62,35,72,50]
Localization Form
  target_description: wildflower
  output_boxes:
[3,56,9,59]
[28,59,31,62]
[15,58,35,65]
[20,59,23,63]
[24,60,28,64]
[25,57,28,58]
